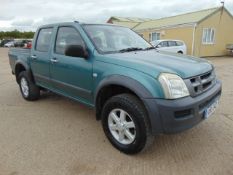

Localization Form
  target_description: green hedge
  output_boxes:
[0,30,34,39]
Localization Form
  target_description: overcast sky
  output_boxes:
[0,0,233,31]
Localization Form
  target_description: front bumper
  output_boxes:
[143,80,222,135]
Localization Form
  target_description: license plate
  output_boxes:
[204,100,219,119]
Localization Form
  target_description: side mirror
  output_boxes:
[156,44,162,48]
[65,45,88,59]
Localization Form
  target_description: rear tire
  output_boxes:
[18,71,40,101]
[101,94,154,154]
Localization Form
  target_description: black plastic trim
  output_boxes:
[34,73,92,96]
[143,80,222,135]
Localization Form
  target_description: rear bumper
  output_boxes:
[143,80,222,135]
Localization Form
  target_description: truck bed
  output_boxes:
[8,48,31,74]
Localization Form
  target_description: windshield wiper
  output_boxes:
[144,46,155,50]
[119,47,143,53]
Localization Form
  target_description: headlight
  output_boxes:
[158,73,190,99]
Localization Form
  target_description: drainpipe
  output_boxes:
[191,23,197,56]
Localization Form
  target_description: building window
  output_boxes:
[150,32,160,41]
[202,28,215,44]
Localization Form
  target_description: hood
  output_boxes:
[99,50,212,79]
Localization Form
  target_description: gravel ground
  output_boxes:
[0,48,232,175]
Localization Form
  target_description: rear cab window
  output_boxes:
[35,28,53,52]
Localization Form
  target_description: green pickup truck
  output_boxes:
[8,22,222,154]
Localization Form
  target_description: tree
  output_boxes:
[0,30,35,39]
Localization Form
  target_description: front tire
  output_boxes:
[18,71,40,101]
[101,94,154,154]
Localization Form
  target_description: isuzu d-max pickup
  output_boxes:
[8,22,222,154]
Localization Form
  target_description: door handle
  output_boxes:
[31,55,37,60]
[50,58,59,63]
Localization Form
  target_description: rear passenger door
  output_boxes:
[168,41,178,53]
[31,27,53,88]
[50,26,93,104]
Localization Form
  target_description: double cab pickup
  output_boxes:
[8,22,222,154]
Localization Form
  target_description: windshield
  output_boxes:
[82,24,152,54]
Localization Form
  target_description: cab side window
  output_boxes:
[35,28,53,52]
[55,27,85,55]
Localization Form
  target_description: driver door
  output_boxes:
[50,26,93,104]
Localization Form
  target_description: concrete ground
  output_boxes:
[0,48,232,175]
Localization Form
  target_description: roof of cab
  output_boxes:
[38,21,121,28]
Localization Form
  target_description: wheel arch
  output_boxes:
[94,75,153,121]
[177,50,183,54]
[15,61,34,84]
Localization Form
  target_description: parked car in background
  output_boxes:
[151,39,187,54]
[14,40,23,47]
[4,41,15,47]
[25,41,32,49]
[226,44,233,55]
[14,40,30,47]
[0,39,14,47]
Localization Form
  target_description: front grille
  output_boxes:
[185,70,216,97]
